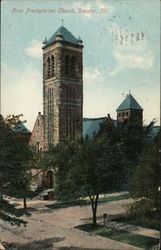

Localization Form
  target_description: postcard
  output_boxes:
[1,0,160,249]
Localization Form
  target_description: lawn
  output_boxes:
[112,214,160,231]
[76,224,159,250]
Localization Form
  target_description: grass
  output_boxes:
[112,214,160,231]
[46,193,130,210]
[76,224,159,250]
[98,193,130,204]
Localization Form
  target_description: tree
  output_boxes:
[41,116,155,226]
[99,118,156,190]
[5,114,27,129]
[129,131,160,222]
[48,129,128,226]
[5,114,33,209]
[0,115,32,225]
[117,120,155,187]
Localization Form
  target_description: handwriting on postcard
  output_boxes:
[12,7,108,15]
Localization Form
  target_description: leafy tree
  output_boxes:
[48,128,128,226]
[118,120,155,186]
[5,114,33,209]
[0,115,32,225]
[41,116,155,227]
[129,131,160,222]
[5,114,27,129]
[98,118,155,190]
[100,118,159,228]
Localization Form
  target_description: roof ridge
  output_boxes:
[83,117,107,121]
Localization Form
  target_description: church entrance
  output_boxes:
[46,170,54,188]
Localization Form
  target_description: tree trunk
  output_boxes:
[23,197,27,209]
[0,193,3,201]
[90,194,99,227]
[92,206,97,226]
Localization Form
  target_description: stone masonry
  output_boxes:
[29,112,44,150]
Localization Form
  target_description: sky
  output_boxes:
[1,0,160,130]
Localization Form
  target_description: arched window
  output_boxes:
[71,56,76,76]
[46,170,54,188]
[47,57,50,78]
[66,86,69,99]
[65,55,69,75]
[73,88,75,99]
[51,55,55,77]
[36,142,40,152]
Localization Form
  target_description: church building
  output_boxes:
[29,25,150,189]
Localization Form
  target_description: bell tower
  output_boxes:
[116,93,143,126]
[42,25,83,150]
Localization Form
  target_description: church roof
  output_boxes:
[83,117,159,139]
[83,117,117,139]
[150,126,160,137]
[13,122,31,134]
[43,26,80,48]
[116,94,143,112]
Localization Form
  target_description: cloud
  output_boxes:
[73,1,114,19]
[1,65,103,130]
[84,67,103,85]
[109,37,153,76]
[25,40,42,59]
[83,67,111,119]
[95,1,114,12]
[1,63,42,130]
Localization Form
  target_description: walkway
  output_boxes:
[0,197,155,249]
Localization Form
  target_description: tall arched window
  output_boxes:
[71,56,76,76]
[73,88,75,99]
[51,55,55,77]
[65,55,69,75]
[48,87,54,145]
[66,86,69,100]
[47,57,50,78]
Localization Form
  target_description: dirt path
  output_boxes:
[0,198,145,250]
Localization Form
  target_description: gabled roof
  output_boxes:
[83,117,159,139]
[116,94,143,112]
[83,117,117,139]
[43,26,80,48]
[13,122,31,134]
